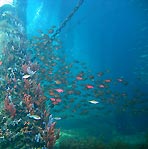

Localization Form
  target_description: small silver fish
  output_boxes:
[23,74,31,79]
[54,117,62,120]
[27,114,41,120]
[88,100,99,104]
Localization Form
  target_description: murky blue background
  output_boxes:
[26,0,148,143]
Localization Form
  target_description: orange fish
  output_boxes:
[50,98,56,102]
[55,80,62,84]
[76,76,83,80]
[99,84,105,88]
[104,79,111,83]
[86,85,94,89]
[55,88,64,93]
[56,99,61,103]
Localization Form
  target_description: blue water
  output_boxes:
[0,0,148,148]
[26,0,148,143]
[27,0,147,77]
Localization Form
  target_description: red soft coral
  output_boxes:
[4,96,16,118]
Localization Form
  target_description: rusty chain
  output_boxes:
[51,0,84,39]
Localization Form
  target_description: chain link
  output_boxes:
[51,0,84,39]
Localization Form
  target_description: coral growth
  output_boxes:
[42,115,60,148]
[23,94,33,112]
[4,96,16,118]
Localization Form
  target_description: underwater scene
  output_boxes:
[0,0,148,148]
